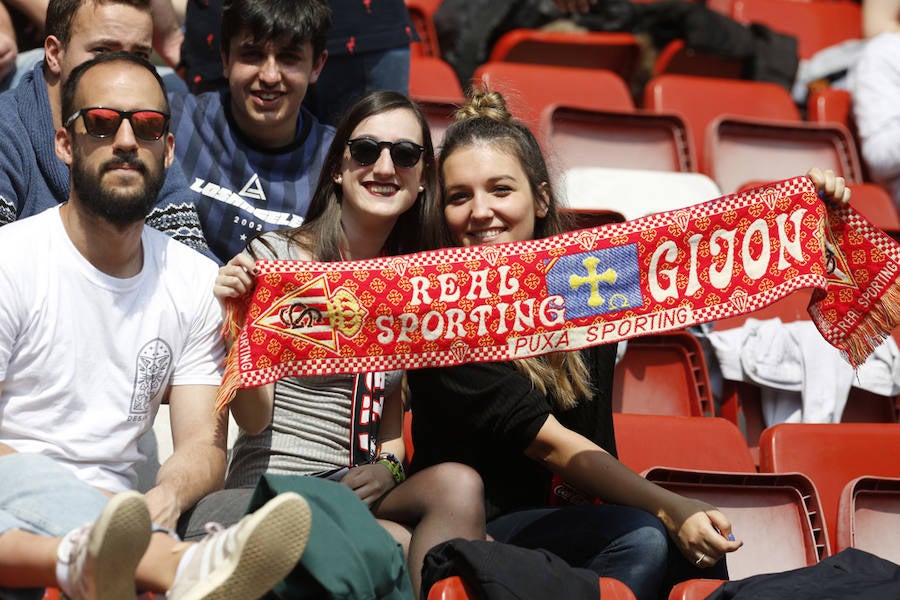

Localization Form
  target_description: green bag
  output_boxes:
[248,474,414,600]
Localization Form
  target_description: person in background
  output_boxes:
[301,0,418,125]
[408,88,854,600]
[168,0,334,263]
[178,0,417,125]
[0,0,208,253]
[0,0,186,91]
[850,23,900,210]
[862,0,900,39]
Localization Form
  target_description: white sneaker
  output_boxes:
[166,492,312,600]
[57,490,152,600]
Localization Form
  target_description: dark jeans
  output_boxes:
[487,505,728,600]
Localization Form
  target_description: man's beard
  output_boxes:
[71,150,166,226]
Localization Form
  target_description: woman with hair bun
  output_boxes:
[409,87,850,599]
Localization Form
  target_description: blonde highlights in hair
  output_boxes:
[440,87,591,410]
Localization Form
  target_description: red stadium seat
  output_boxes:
[643,75,800,173]
[731,0,862,60]
[647,469,829,581]
[837,476,900,565]
[415,99,459,147]
[489,29,643,83]
[613,343,703,416]
[807,87,853,129]
[472,63,634,133]
[428,575,638,599]
[542,104,695,173]
[759,423,900,553]
[612,331,715,418]
[409,57,465,103]
[402,408,414,468]
[405,0,442,57]
[668,579,726,600]
[614,414,756,474]
[848,182,900,240]
[652,39,743,81]
[705,116,863,194]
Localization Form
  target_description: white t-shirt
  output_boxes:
[0,207,225,492]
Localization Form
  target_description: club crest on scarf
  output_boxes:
[252,274,366,352]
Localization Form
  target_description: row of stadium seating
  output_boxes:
[424,417,900,599]
[406,0,863,64]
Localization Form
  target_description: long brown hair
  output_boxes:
[250,90,441,262]
[438,89,590,410]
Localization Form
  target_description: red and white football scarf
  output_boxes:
[216,176,900,410]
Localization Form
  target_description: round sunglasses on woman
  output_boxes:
[346,137,425,168]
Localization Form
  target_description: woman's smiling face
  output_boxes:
[441,142,547,247]
[337,108,425,224]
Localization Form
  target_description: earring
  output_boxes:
[333,174,343,185]
[418,185,425,193]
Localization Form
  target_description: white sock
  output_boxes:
[55,525,85,597]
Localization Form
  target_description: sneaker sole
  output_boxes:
[176,492,312,600]
[90,490,152,600]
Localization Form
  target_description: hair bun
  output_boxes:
[454,88,512,123]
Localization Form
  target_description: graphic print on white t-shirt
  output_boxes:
[128,338,173,422]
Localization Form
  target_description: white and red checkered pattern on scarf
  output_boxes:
[216,176,900,411]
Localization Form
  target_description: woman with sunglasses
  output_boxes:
[406,88,854,599]
[210,90,485,597]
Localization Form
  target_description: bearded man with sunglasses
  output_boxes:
[168,0,335,264]
[0,0,209,255]
[0,52,314,600]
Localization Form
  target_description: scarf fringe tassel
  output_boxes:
[840,278,900,368]
[214,298,246,412]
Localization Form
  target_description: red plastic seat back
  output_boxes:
[848,183,900,238]
[668,579,726,600]
[405,0,443,57]
[705,116,862,194]
[613,414,756,474]
[643,75,800,172]
[613,344,704,417]
[472,62,634,133]
[759,423,900,553]
[415,99,459,147]
[613,331,715,418]
[489,29,642,82]
[542,105,695,173]
[807,87,853,129]
[647,469,828,580]
[731,0,862,60]
[409,57,465,103]
[837,476,900,565]
[652,39,743,81]
[428,575,637,599]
